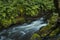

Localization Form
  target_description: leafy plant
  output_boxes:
[0,0,55,28]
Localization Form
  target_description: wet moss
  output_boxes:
[30,33,42,40]
[31,13,59,40]
[38,13,58,37]
[49,28,60,37]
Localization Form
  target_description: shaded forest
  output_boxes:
[0,0,60,40]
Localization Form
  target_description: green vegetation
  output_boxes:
[0,0,55,28]
[30,33,42,40]
[49,28,60,37]
[39,13,58,35]
[31,13,59,40]
[0,0,60,40]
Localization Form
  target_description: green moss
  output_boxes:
[48,13,58,25]
[15,17,26,23]
[30,33,42,40]
[1,19,12,28]
[0,26,1,28]
[37,13,58,37]
[49,28,60,37]
[30,10,59,40]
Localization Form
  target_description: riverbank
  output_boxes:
[30,13,60,40]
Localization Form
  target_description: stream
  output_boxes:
[0,17,47,40]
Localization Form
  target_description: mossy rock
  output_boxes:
[30,33,42,40]
[38,13,58,37]
[49,27,60,37]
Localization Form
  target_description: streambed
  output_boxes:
[0,17,47,40]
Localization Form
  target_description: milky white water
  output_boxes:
[0,17,47,40]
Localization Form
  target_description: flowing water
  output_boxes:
[0,17,47,40]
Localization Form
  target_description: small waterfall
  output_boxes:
[0,17,47,40]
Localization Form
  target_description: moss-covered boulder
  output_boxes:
[30,13,59,40]
[30,33,42,40]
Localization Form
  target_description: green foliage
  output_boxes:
[0,0,55,28]
[1,19,12,27]
[48,13,58,25]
